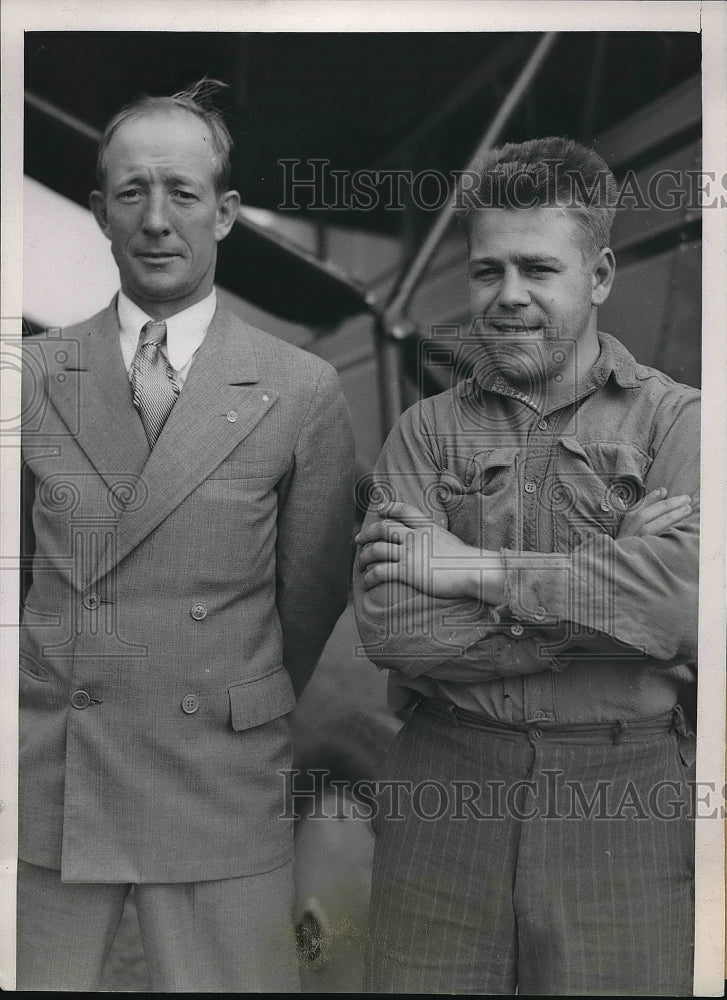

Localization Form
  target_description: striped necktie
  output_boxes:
[131,320,180,446]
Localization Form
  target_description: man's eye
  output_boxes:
[526,266,554,275]
[173,190,197,202]
[118,189,141,202]
[471,268,499,280]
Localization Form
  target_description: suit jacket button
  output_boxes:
[84,593,100,610]
[191,604,207,620]
[226,410,237,422]
[181,694,200,714]
[71,690,91,709]
[510,623,524,637]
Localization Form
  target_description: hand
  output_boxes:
[617,487,692,538]
[355,500,505,602]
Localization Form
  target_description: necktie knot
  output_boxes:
[140,320,168,350]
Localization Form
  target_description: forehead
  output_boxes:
[103,109,218,182]
[468,207,585,259]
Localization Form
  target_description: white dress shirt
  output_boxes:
[117,289,217,388]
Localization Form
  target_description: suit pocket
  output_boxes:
[207,458,286,480]
[228,665,296,732]
[19,651,50,682]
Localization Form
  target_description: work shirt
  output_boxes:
[353,332,700,725]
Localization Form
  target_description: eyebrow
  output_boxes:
[114,172,199,188]
[165,174,199,187]
[470,254,564,267]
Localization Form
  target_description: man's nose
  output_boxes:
[141,193,172,236]
[496,270,530,309]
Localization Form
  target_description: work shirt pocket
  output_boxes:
[443,447,519,549]
[551,437,649,550]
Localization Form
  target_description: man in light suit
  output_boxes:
[18,81,355,991]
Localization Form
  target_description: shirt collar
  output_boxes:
[117,289,217,372]
[589,331,642,389]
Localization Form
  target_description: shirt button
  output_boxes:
[600,498,612,512]
[226,410,237,422]
[534,606,547,621]
[191,604,207,620]
[71,690,91,710]
[530,727,543,740]
[537,418,548,431]
[181,694,200,714]
[524,481,537,494]
[510,623,524,637]
[262,394,270,402]
[83,593,100,610]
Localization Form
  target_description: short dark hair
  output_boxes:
[456,137,617,256]
[96,78,234,193]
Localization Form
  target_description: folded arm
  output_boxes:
[353,393,700,680]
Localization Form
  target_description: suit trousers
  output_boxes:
[16,858,299,992]
[365,705,694,995]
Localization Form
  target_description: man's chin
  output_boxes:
[481,345,551,382]
[127,273,190,304]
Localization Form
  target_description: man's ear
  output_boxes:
[591,247,616,306]
[215,190,241,242]
[89,191,111,239]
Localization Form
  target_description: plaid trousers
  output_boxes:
[365,704,694,995]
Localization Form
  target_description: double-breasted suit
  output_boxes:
[20,298,355,884]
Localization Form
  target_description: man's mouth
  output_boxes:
[137,251,180,263]
[488,321,542,334]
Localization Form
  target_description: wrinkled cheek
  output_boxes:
[469,288,493,314]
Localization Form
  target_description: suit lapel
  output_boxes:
[48,301,151,487]
[90,305,278,586]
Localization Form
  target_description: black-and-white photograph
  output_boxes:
[1,0,725,994]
